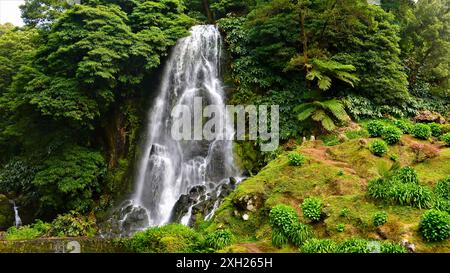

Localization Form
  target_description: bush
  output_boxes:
[419,210,450,242]
[409,142,440,162]
[393,119,413,134]
[287,152,306,166]
[393,166,419,184]
[429,123,442,137]
[380,242,407,253]
[203,229,233,250]
[381,126,402,145]
[300,239,337,253]
[271,228,288,247]
[389,154,399,162]
[435,177,450,200]
[336,223,345,232]
[336,238,370,253]
[441,124,450,134]
[373,211,388,227]
[301,197,323,222]
[367,178,391,200]
[389,182,433,209]
[441,133,450,146]
[49,211,97,237]
[411,123,432,140]
[289,223,314,246]
[269,204,298,234]
[125,224,202,253]
[5,220,51,241]
[367,120,385,137]
[369,139,388,156]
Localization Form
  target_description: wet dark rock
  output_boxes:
[234,194,263,212]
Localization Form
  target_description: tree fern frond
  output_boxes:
[321,116,336,131]
[306,69,322,81]
[321,99,350,122]
[318,76,332,90]
[297,106,316,121]
[311,109,327,122]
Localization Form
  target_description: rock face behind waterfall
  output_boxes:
[113,25,241,235]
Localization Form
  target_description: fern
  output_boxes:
[295,99,350,132]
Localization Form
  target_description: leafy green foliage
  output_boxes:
[380,242,407,253]
[369,140,389,156]
[301,197,322,222]
[435,177,450,200]
[411,123,432,140]
[393,166,419,184]
[336,223,345,233]
[289,223,313,247]
[441,133,450,146]
[203,229,234,250]
[419,209,450,242]
[368,171,433,209]
[381,126,402,145]
[336,238,370,253]
[5,220,51,240]
[124,224,202,253]
[295,99,350,132]
[269,204,298,234]
[373,211,388,227]
[393,119,413,134]
[300,239,337,253]
[429,123,442,137]
[367,121,385,137]
[32,145,106,213]
[287,152,306,166]
[49,211,97,237]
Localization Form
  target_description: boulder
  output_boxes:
[413,110,446,124]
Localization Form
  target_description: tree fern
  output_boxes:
[294,99,350,132]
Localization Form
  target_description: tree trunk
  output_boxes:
[203,0,214,24]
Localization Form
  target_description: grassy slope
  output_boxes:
[209,136,450,253]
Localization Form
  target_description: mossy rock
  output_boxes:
[0,195,14,230]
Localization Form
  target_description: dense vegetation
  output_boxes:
[0,0,449,253]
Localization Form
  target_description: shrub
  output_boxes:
[389,182,433,209]
[125,224,201,253]
[289,223,314,246]
[367,178,391,200]
[409,142,439,162]
[203,229,233,250]
[369,139,388,156]
[411,123,432,140]
[393,166,419,184]
[419,210,450,242]
[301,197,323,222]
[336,238,370,253]
[337,170,344,176]
[5,219,51,241]
[393,119,413,134]
[300,239,337,253]
[381,126,402,144]
[380,242,407,253]
[367,120,385,137]
[336,223,345,232]
[288,152,306,166]
[49,211,97,237]
[441,133,450,146]
[269,205,298,234]
[429,123,442,137]
[435,177,450,199]
[373,211,388,227]
[271,228,288,247]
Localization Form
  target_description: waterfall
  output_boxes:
[117,25,240,234]
[13,201,22,228]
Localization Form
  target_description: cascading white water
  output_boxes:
[13,201,22,228]
[118,25,239,232]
